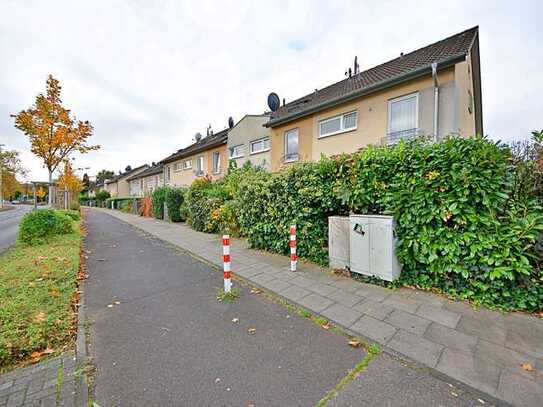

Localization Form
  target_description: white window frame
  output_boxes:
[284,128,299,163]
[196,156,204,175]
[387,92,419,139]
[318,110,358,139]
[174,162,183,172]
[249,137,270,155]
[229,144,244,159]
[212,152,221,174]
[183,160,192,170]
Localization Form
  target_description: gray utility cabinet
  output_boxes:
[349,214,401,281]
[328,216,351,269]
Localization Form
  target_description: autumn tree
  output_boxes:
[58,160,83,195]
[12,75,99,205]
[0,147,26,207]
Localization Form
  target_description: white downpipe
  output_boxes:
[431,62,439,142]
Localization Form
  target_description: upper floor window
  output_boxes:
[174,162,183,172]
[387,93,419,143]
[250,138,270,154]
[183,160,192,170]
[284,129,299,163]
[229,145,244,159]
[196,156,204,175]
[212,152,221,174]
[318,111,357,138]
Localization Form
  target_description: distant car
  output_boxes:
[11,200,20,204]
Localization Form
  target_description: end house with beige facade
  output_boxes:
[125,163,164,197]
[161,129,228,187]
[265,26,483,171]
[227,114,272,171]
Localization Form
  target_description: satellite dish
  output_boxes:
[267,92,281,112]
[228,117,234,129]
[194,132,202,142]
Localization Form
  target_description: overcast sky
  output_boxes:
[1,0,542,181]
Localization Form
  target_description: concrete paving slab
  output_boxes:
[388,330,444,368]
[321,303,363,328]
[417,303,462,328]
[424,323,478,354]
[326,288,364,307]
[351,315,397,345]
[382,293,422,313]
[385,309,432,336]
[308,282,338,297]
[456,315,507,346]
[279,285,311,302]
[297,293,334,313]
[497,369,543,407]
[353,299,395,321]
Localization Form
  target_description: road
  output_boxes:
[84,209,484,407]
[0,204,32,253]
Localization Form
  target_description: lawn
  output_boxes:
[0,223,81,372]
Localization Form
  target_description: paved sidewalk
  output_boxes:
[93,208,543,406]
[0,351,83,407]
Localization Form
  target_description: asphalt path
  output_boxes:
[84,209,487,407]
[0,204,32,253]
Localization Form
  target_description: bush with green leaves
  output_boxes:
[334,136,543,311]
[95,190,110,202]
[165,187,186,222]
[57,209,80,221]
[18,209,74,246]
[151,186,168,219]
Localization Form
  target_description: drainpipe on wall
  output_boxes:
[431,62,439,142]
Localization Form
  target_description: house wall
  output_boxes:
[227,115,271,170]
[165,144,228,187]
[454,60,477,138]
[104,181,118,197]
[269,65,478,171]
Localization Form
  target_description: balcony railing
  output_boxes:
[381,128,419,145]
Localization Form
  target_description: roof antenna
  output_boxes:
[282,98,285,106]
[345,67,352,78]
[354,56,359,75]
[206,124,213,137]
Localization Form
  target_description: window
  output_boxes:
[183,160,192,170]
[166,166,171,182]
[174,162,183,172]
[284,129,299,162]
[229,145,244,159]
[318,111,357,138]
[212,152,221,174]
[387,93,419,142]
[250,138,270,154]
[196,156,204,175]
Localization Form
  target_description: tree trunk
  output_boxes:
[48,170,53,207]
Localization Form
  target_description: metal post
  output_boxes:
[33,183,37,210]
[223,235,232,293]
[290,225,297,272]
[0,143,4,209]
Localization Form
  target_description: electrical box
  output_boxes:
[349,215,401,281]
[328,216,350,269]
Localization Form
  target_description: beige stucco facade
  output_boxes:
[270,62,479,171]
[227,115,272,170]
[164,144,228,187]
[128,172,163,197]
[104,166,148,197]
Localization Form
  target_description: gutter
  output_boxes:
[265,54,466,128]
[160,136,228,165]
[431,62,439,142]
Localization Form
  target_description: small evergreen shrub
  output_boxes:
[18,210,74,246]
[165,187,186,222]
[57,209,80,221]
[151,187,168,219]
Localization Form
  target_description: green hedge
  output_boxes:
[165,187,186,222]
[151,187,168,219]
[57,209,81,221]
[18,209,74,246]
[181,137,543,311]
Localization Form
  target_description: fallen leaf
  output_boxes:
[521,362,534,372]
[248,327,256,335]
[348,340,361,348]
[107,304,114,308]
[34,312,47,322]
[477,399,485,404]
[49,287,60,297]
[113,301,121,305]
[321,324,330,330]
[250,288,262,294]
[450,391,458,397]
[42,348,54,355]
[30,351,42,361]
[232,318,239,323]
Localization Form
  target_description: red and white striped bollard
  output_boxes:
[223,234,232,292]
[290,225,297,272]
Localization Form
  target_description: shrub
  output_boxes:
[151,187,168,219]
[57,209,80,221]
[165,187,186,222]
[95,190,110,202]
[18,210,74,246]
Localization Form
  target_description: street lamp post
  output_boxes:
[0,143,4,209]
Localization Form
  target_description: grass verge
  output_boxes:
[0,222,82,373]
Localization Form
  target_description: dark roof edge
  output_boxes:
[265,54,466,128]
[125,166,163,181]
[160,135,227,164]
